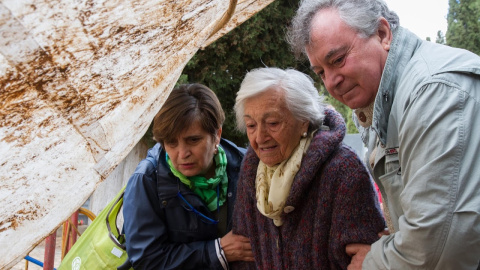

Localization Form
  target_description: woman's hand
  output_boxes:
[220,231,254,262]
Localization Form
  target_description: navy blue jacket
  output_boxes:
[123,138,245,270]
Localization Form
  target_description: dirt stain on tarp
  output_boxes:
[0,0,199,147]
[0,201,45,233]
[0,1,202,237]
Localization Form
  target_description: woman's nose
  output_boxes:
[178,145,191,158]
[255,124,268,144]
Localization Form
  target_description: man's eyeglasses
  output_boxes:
[177,186,220,225]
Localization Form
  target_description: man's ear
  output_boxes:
[377,17,393,51]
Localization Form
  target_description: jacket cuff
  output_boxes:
[207,239,227,270]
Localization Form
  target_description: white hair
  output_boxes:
[287,0,399,58]
[235,67,325,133]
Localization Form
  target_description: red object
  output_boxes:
[63,211,79,254]
[375,183,382,203]
[61,210,80,261]
[44,233,56,270]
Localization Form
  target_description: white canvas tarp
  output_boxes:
[0,0,274,268]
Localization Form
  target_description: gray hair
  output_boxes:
[235,67,325,133]
[287,0,400,58]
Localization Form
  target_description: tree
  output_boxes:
[446,0,480,55]
[178,0,357,147]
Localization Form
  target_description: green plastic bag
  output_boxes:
[58,185,132,270]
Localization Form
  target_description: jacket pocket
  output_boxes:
[378,155,403,230]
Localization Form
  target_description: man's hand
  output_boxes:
[378,228,390,238]
[220,231,254,262]
[346,243,371,270]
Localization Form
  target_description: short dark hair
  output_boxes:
[153,83,225,145]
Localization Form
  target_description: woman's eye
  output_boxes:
[267,122,281,131]
[165,141,177,147]
[189,137,201,144]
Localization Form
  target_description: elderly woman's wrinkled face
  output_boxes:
[243,88,309,167]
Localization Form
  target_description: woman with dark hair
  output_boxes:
[123,83,253,269]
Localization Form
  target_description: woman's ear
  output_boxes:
[302,121,309,135]
[216,127,223,144]
[377,17,393,51]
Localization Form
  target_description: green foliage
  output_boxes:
[142,122,156,148]
[319,87,358,134]
[181,0,302,146]
[446,0,480,54]
[176,74,189,85]
[177,0,356,146]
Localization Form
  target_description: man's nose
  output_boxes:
[323,68,343,92]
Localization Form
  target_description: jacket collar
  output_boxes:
[371,26,421,145]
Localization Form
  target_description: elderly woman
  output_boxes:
[231,67,385,269]
[123,84,254,269]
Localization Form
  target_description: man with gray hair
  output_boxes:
[288,0,480,269]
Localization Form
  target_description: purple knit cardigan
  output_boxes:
[231,109,385,270]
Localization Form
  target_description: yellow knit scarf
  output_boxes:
[255,134,313,226]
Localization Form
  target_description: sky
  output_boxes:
[383,0,449,41]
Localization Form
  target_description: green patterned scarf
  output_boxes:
[166,146,228,211]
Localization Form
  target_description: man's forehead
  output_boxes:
[309,8,343,32]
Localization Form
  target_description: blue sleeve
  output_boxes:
[123,159,224,270]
